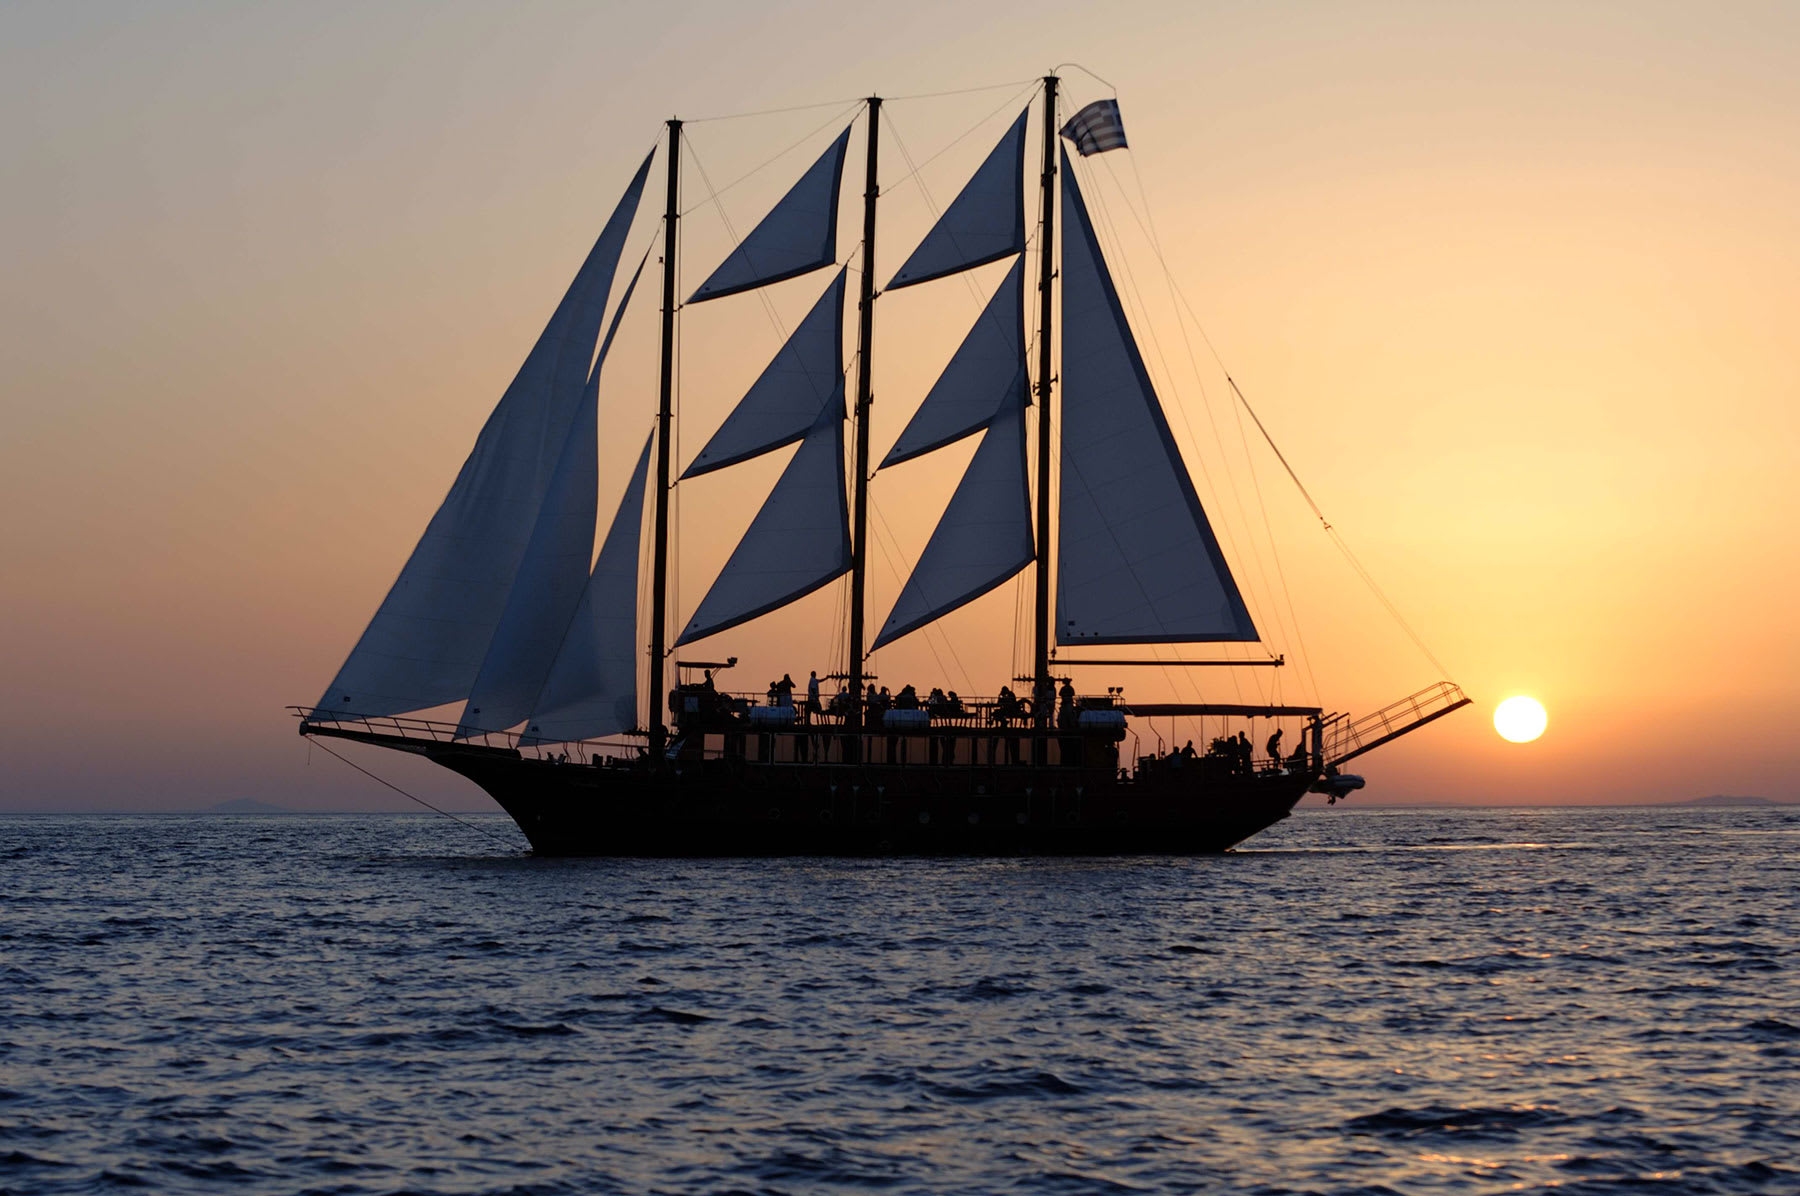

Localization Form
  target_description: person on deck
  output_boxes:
[1058,679,1076,727]
[1236,731,1253,773]
[775,673,796,708]
[1266,728,1283,763]
[807,671,822,717]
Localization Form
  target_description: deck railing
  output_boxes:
[289,707,642,761]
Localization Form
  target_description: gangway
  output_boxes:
[1322,682,1471,768]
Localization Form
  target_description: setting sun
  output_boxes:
[1494,696,1548,743]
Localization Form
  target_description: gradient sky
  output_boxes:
[3,0,1796,811]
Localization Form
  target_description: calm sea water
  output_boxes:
[1,806,1795,1195]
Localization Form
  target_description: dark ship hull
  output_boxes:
[307,723,1316,856]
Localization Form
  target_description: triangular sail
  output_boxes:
[457,259,647,736]
[521,432,654,746]
[880,256,1025,468]
[1057,154,1257,644]
[886,108,1028,290]
[873,401,1033,649]
[677,403,851,644]
[314,154,653,718]
[689,126,852,303]
[683,269,845,478]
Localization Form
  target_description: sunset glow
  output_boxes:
[1,3,1795,811]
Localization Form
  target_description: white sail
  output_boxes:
[683,269,845,478]
[886,108,1028,290]
[880,255,1024,468]
[677,403,851,644]
[313,155,653,719]
[1057,154,1257,644]
[521,432,654,746]
[689,126,852,303]
[457,365,601,735]
[457,259,647,736]
[873,401,1032,649]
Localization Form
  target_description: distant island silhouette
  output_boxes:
[1667,794,1793,808]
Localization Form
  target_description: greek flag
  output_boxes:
[1059,99,1128,156]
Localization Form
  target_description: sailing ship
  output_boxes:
[296,77,1469,854]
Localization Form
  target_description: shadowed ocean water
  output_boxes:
[1,806,1795,1195]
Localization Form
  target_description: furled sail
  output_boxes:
[880,255,1025,468]
[313,154,653,719]
[886,108,1028,290]
[683,269,845,478]
[873,401,1032,649]
[689,126,852,303]
[1057,154,1257,644]
[457,258,647,736]
[677,403,851,644]
[521,432,653,746]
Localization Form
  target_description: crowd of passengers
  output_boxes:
[1135,729,1311,777]
[683,671,1100,729]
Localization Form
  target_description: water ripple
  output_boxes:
[0,806,1795,1194]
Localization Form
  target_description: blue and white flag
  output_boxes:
[1059,99,1128,157]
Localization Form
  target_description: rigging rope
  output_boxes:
[680,101,864,218]
[684,95,864,124]
[308,738,519,849]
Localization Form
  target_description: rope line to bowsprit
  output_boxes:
[308,737,519,849]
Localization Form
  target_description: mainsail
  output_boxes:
[677,403,852,645]
[874,401,1032,649]
[458,259,647,735]
[1056,153,1257,644]
[689,126,852,303]
[683,270,846,478]
[521,433,654,745]
[881,256,1026,468]
[314,155,653,718]
[886,108,1027,290]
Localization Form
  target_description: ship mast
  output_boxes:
[848,97,880,749]
[649,118,681,756]
[1032,75,1058,723]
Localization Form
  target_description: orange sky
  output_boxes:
[3,1,1797,810]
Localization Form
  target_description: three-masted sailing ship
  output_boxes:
[296,77,1469,854]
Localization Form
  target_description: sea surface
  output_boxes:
[1,806,1795,1195]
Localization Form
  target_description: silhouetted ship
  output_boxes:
[297,77,1467,854]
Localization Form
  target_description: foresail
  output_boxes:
[873,401,1032,649]
[456,258,647,736]
[683,269,845,478]
[1057,154,1257,644]
[677,406,851,644]
[880,255,1025,468]
[886,108,1028,290]
[689,126,852,303]
[521,433,653,745]
[313,154,653,719]
[456,364,601,735]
